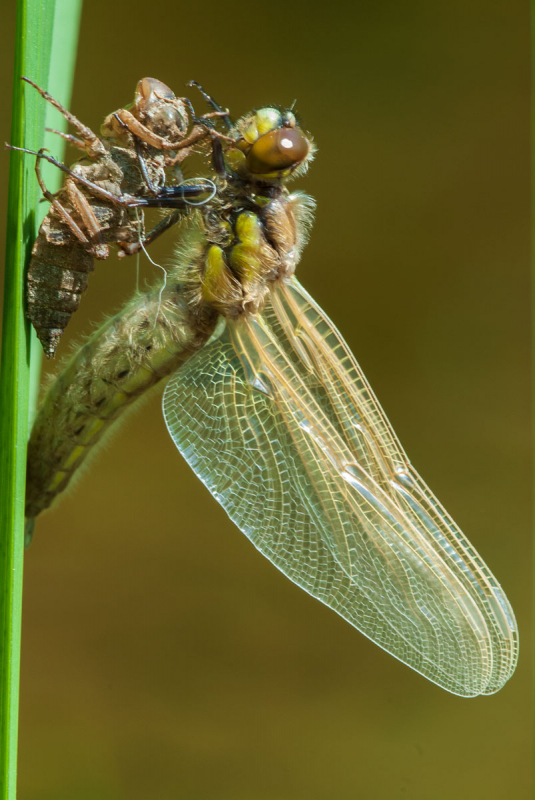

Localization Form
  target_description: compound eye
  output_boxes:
[246,127,309,174]
[149,104,186,133]
[135,78,175,111]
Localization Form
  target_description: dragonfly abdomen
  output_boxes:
[25,284,217,520]
[27,231,95,357]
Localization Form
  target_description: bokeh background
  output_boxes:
[0,1,531,798]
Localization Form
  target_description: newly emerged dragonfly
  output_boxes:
[26,84,518,697]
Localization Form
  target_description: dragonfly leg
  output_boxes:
[33,152,92,248]
[163,124,215,166]
[45,127,87,151]
[187,80,233,130]
[108,112,163,196]
[65,179,109,259]
[111,113,199,193]
[9,145,214,214]
[8,145,143,208]
[209,136,228,179]
[169,104,231,178]
[112,108,212,154]
[118,210,181,257]
[34,153,109,258]
[21,76,106,159]
[173,124,229,179]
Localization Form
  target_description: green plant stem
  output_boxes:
[0,2,82,797]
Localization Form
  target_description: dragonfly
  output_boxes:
[25,83,519,697]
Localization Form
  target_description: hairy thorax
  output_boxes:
[195,185,315,318]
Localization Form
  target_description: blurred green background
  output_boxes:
[0,1,530,798]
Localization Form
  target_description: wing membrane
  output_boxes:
[163,277,518,696]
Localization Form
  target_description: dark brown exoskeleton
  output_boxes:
[13,77,221,357]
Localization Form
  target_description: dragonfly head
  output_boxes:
[227,107,315,182]
[101,77,189,141]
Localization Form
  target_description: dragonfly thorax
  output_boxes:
[198,190,315,318]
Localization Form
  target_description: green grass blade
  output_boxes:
[0,1,82,797]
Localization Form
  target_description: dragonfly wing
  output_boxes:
[163,278,518,696]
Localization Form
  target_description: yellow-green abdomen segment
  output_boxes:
[25,286,217,519]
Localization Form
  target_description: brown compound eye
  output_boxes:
[246,127,309,174]
[135,77,175,112]
[141,77,175,102]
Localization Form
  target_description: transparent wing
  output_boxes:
[163,277,518,696]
